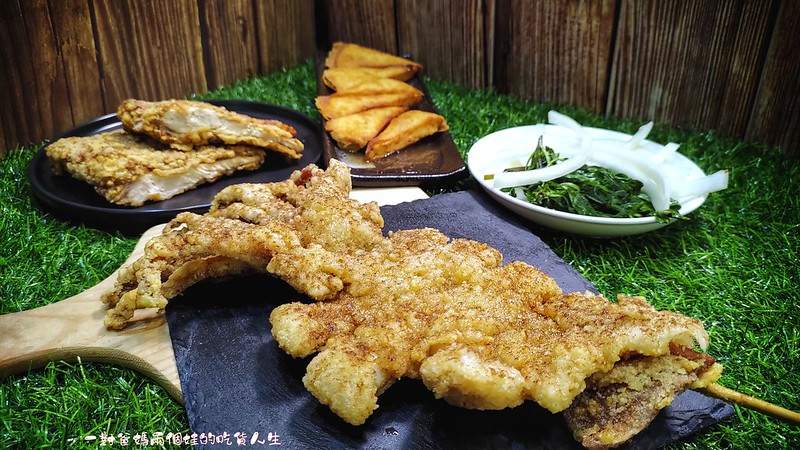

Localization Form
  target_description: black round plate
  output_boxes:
[28,100,322,233]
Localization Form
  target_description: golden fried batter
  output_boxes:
[102,161,720,449]
[46,130,264,206]
[564,346,722,449]
[117,99,304,158]
[269,231,716,427]
[101,159,384,329]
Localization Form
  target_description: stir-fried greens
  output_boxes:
[501,137,683,222]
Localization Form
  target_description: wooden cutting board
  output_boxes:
[0,187,429,402]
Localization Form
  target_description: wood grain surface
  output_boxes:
[48,0,105,127]
[747,0,800,154]
[608,0,774,136]
[397,0,490,89]
[1,0,798,157]
[255,0,316,74]
[201,0,259,88]
[92,0,207,107]
[495,0,616,112]
[319,0,397,54]
[0,224,183,402]
[0,0,43,149]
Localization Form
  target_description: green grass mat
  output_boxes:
[1,61,798,449]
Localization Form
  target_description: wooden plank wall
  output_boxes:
[1,0,798,158]
[0,0,314,155]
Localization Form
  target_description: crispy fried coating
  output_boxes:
[323,75,423,97]
[364,110,448,161]
[102,161,720,448]
[564,346,722,449]
[325,42,422,76]
[46,130,264,206]
[322,67,418,87]
[101,159,384,329]
[324,106,408,151]
[118,99,304,158]
[315,91,423,120]
[269,229,715,427]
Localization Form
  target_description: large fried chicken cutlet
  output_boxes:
[102,160,721,449]
[118,99,304,158]
[101,159,383,328]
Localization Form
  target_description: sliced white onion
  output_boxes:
[493,151,588,189]
[588,149,671,211]
[672,170,729,201]
[650,142,680,164]
[622,121,654,150]
[490,111,727,213]
[548,110,583,133]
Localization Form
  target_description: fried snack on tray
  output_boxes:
[324,106,408,151]
[315,91,423,120]
[322,74,423,97]
[325,42,422,76]
[318,43,449,159]
[102,161,721,449]
[46,130,264,206]
[365,110,448,160]
[118,99,304,158]
[322,67,418,87]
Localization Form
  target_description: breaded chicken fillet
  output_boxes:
[268,229,720,430]
[46,130,264,206]
[102,160,721,449]
[117,99,304,158]
[101,160,383,328]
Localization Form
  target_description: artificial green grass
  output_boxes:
[1,60,798,449]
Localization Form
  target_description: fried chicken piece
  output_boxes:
[324,106,408,151]
[46,130,264,206]
[364,110,449,161]
[117,99,304,158]
[101,159,384,329]
[564,346,722,449]
[269,227,718,432]
[102,160,721,448]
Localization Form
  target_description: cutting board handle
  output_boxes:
[0,224,183,402]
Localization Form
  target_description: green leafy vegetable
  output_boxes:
[503,137,682,222]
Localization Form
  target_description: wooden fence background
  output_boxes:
[1,0,798,158]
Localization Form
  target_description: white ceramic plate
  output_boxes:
[467,124,708,237]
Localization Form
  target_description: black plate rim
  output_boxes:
[27,100,323,223]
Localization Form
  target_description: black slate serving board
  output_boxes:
[166,190,732,449]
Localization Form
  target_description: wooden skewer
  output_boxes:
[702,383,800,426]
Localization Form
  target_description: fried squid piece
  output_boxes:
[117,99,304,158]
[269,224,719,438]
[101,160,384,329]
[46,130,264,206]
